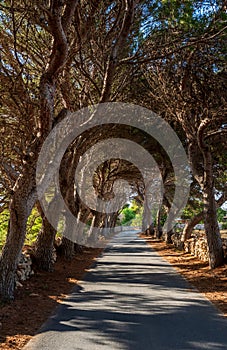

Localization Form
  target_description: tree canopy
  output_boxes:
[0,0,226,301]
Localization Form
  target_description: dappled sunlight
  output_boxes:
[24,232,227,350]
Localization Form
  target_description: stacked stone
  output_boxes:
[173,232,227,262]
[194,237,209,261]
[16,252,34,288]
[222,238,227,259]
[171,232,184,250]
[183,238,190,253]
[185,237,197,256]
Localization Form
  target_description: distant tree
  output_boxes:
[121,206,136,225]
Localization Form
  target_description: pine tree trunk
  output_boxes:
[60,152,77,260]
[142,195,152,233]
[0,1,77,301]
[155,208,163,239]
[181,212,204,242]
[165,209,174,244]
[165,229,173,244]
[87,214,100,246]
[34,215,56,271]
[148,223,155,236]
[0,167,36,301]
[181,189,227,243]
[61,237,75,260]
[189,139,224,268]
[74,243,83,254]
[110,213,119,232]
[202,149,224,268]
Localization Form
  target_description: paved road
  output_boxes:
[24,230,227,350]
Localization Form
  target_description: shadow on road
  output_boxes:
[25,233,227,350]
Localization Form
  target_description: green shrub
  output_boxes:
[25,208,42,245]
[0,210,10,251]
[222,222,227,230]
[0,208,42,251]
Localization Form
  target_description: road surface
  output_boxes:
[24,230,227,350]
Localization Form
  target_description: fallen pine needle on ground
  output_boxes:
[141,235,227,317]
[0,247,102,350]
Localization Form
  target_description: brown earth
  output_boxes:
[1,237,227,350]
[0,247,102,350]
[141,235,227,317]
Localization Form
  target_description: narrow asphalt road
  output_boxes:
[24,230,227,350]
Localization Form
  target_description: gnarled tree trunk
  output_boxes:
[202,149,224,268]
[190,137,224,267]
[181,212,203,242]
[34,203,57,271]
[165,210,174,244]
[34,217,56,271]
[189,137,224,268]
[0,164,37,300]
[0,0,78,301]
[181,188,227,243]
[61,237,75,260]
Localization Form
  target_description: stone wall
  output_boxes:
[184,234,209,262]
[172,232,227,262]
[223,238,227,259]
[16,251,34,288]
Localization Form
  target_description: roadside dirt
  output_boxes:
[142,235,227,317]
[1,236,227,350]
[0,247,102,350]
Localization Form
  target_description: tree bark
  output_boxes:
[165,211,174,244]
[202,149,224,268]
[181,186,227,243]
[34,217,56,271]
[0,0,78,301]
[0,164,37,300]
[189,135,224,268]
[34,203,57,271]
[142,194,152,233]
[195,121,224,268]
[109,212,119,230]
[100,0,135,102]
[61,237,75,260]
[181,212,204,242]
[162,196,174,244]
[155,207,163,239]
